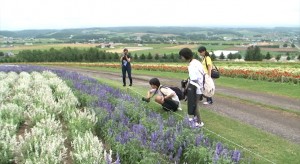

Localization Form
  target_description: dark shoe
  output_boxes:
[123,84,126,87]
[129,84,132,86]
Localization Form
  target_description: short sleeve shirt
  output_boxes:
[188,59,204,94]
[202,56,212,74]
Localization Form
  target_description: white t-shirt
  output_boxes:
[188,59,204,94]
[150,86,179,102]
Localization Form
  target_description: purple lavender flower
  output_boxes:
[174,146,183,162]
[232,150,241,162]
[215,142,223,155]
[115,153,121,164]
[195,134,204,146]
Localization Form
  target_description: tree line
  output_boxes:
[1,46,299,63]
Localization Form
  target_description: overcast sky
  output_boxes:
[1,0,299,31]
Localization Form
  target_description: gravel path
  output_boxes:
[52,66,300,144]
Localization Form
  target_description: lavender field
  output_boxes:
[0,64,241,163]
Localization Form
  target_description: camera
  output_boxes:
[142,97,150,103]
[181,79,188,88]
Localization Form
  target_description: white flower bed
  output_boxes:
[0,71,111,163]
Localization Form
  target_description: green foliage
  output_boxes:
[184,146,213,163]
[147,52,153,60]
[219,52,225,59]
[154,53,159,60]
[245,46,263,61]
[139,53,146,60]
[275,55,281,61]
[73,91,97,107]
[265,52,272,59]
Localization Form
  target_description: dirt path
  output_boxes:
[51,66,300,144]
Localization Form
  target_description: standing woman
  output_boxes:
[120,48,133,86]
[198,46,213,105]
[179,48,204,127]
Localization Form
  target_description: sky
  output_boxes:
[1,0,299,31]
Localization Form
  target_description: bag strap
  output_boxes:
[204,56,209,71]
[205,56,219,71]
[159,85,168,97]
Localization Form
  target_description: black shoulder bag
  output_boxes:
[204,56,220,79]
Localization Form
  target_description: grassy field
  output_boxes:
[91,68,300,164]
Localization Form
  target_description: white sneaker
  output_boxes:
[177,107,182,111]
[189,116,198,122]
[203,101,212,105]
[195,122,204,127]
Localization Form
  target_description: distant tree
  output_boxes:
[286,52,290,60]
[107,54,112,60]
[283,43,288,47]
[140,53,146,60]
[265,52,272,60]
[210,52,216,60]
[134,53,138,60]
[227,53,234,60]
[169,53,175,61]
[114,53,119,60]
[298,54,300,60]
[0,51,4,57]
[291,43,295,48]
[236,53,242,59]
[219,52,225,60]
[147,52,153,60]
[154,54,159,60]
[162,53,168,60]
[275,55,281,61]
[245,46,263,61]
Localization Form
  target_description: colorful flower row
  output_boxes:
[44,62,300,84]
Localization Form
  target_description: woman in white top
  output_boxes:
[144,78,180,112]
[179,48,204,127]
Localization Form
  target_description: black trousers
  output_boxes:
[187,84,199,115]
[162,99,179,112]
[122,66,132,85]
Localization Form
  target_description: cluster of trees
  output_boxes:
[0,47,188,63]
[245,46,263,61]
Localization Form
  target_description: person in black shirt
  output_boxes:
[120,48,132,86]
